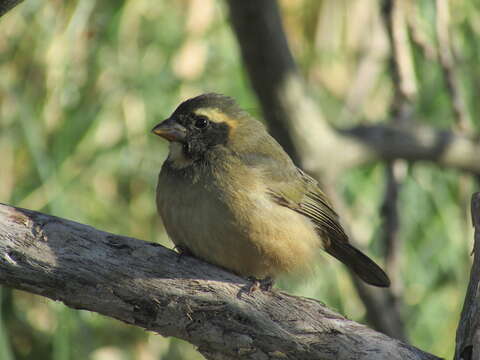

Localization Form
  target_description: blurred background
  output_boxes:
[0,0,478,359]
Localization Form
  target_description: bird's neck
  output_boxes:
[163,144,235,185]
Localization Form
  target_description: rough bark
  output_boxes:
[0,203,441,360]
[455,193,480,360]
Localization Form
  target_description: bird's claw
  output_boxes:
[246,276,274,293]
[174,245,193,263]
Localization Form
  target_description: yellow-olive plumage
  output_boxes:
[153,93,390,287]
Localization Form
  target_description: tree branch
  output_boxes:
[0,203,441,359]
[226,0,302,165]
[455,193,480,360]
[435,0,471,131]
[226,0,480,178]
[377,0,416,340]
[381,0,417,111]
[341,124,480,175]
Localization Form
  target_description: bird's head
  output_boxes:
[152,93,265,167]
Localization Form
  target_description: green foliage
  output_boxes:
[0,0,478,359]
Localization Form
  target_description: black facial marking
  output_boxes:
[184,120,230,159]
[165,93,243,163]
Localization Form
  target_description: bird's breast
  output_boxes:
[156,162,320,278]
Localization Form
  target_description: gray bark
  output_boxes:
[455,193,480,360]
[0,203,440,360]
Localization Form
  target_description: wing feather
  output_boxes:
[265,166,390,287]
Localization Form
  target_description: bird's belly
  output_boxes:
[158,184,320,279]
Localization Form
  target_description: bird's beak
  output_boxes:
[151,118,186,142]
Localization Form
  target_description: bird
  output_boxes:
[152,93,390,289]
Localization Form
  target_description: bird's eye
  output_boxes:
[194,115,209,129]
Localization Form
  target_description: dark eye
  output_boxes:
[194,115,209,129]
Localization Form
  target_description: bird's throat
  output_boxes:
[167,142,194,169]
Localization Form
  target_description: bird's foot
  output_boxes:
[259,276,274,291]
[174,245,193,263]
[246,276,275,294]
[246,277,261,294]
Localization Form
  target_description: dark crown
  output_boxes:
[173,93,243,117]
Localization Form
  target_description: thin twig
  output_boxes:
[381,163,406,285]
[381,0,416,270]
[435,0,471,132]
[381,0,417,113]
[407,3,437,62]
[378,0,418,340]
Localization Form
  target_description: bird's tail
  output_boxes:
[325,240,390,287]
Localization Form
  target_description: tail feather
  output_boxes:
[325,240,390,287]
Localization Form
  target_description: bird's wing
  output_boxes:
[239,148,346,241]
[264,165,390,287]
[264,166,348,244]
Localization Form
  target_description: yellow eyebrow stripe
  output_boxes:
[193,108,238,131]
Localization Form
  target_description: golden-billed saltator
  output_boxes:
[152,93,390,288]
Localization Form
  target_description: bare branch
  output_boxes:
[227,0,301,165]
[352,276,406,342]
[226,0,480,179]
[455,193,480,360]
[407,7,438,62]
[381,0,417,114]
[381,162,406,286]
[377,152,408,340]
[435,0,471,131]
[341,124,480,176]
[377,0,417,340]
[0,203,441,359]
